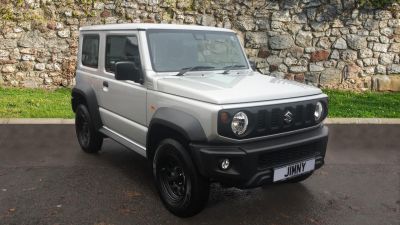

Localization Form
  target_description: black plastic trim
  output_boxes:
[190,125,329,188]
[71,85,103,130]
[148,108,207,143]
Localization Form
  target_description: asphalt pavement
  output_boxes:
[0,124,399,225]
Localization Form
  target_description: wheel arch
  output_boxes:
[71,85,103,130]
[146,108,207,160]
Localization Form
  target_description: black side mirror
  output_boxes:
[115,61,143,84]
[249,60,256,71]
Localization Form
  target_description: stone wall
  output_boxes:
[0,0,400,91]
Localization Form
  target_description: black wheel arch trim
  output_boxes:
[147,108,207,153]
[71,85,103,130]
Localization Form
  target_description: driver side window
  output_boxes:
[105,35,140,73]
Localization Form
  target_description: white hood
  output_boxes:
[155,71,322,104]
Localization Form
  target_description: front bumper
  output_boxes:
[190,125,329,188]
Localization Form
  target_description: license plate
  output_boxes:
[273,158,315,182]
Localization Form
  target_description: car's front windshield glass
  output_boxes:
[147,29,248,73]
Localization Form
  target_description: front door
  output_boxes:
[96,31,147,149]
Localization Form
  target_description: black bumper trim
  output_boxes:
[190,126,328,188]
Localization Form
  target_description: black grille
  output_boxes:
[258,144,321,169]
[218,98,328,139]
[255,102,316,136]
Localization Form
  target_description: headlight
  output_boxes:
[314,102,323,121]
[231,112,249,136]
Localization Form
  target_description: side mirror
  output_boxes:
[115,61,143,84]
[249,60,257,71]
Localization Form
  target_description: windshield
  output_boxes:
[147,29,249,72]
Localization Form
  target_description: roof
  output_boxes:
[79,23,234,32]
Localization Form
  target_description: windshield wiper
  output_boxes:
[222,64,247,74]
[176,66,215,76]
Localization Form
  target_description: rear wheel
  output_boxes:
[75,104,103,153]
[153,138,209,217]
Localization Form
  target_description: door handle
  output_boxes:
[102,81,109,92]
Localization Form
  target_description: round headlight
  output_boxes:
[231,112,249,136]
[314,102,323,121]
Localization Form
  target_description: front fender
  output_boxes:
[148,107,207,143]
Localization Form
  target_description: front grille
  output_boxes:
[218,98,328,139]
[258,144,321,169]
[255,102,316,136]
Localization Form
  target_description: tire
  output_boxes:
[278,172,313,184]
[75,104,103,153]
[153,138,209,217]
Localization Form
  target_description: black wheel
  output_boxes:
[153,138,209,217]
[75,104,103,153]
[278,172,313,184]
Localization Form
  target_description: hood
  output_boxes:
[155,71,322,104]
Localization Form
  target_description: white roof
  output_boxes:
[80,23,234,32]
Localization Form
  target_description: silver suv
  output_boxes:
[72,23,329,217]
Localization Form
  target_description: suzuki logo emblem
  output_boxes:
[283,111,293,124]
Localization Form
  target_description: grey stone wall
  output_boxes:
[0,0,400,91]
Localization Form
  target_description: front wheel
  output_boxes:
[153,138,209,217]
[75,104,103,153]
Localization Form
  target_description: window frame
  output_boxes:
[81,34,100,69]
[104,34,141,74]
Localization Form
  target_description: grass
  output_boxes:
[324,89,400,118]
[0,87,399,118]
[0,87,74,118]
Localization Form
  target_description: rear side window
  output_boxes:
[105,35,140,73]
[81,35,99,68]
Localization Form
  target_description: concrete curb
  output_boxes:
[0,118,75,124]
[1,118,400,125]
[324,118,400,124]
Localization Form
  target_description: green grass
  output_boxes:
[0,87,74,118]
[324,89,400,118]
[0,87,399,118]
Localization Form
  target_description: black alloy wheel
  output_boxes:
[75,104,103,153]
[158,153,190,205]
[153,138,209,217]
